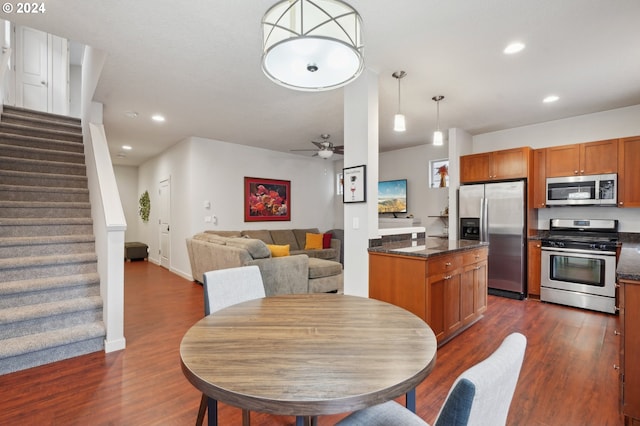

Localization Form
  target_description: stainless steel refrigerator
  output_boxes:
[459,180,526,299]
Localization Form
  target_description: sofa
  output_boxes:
[205,228,341,263]
[186,229,343,295]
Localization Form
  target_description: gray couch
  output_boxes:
[186,231,343,295]
[205,228,340,262]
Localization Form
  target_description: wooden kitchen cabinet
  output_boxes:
[527,240,541,298]
[619,278,640,424]
[369,247,488,346]
[618,136,640,208]
[532,148,547,208]
[545,139,618,177]
[460,147,531,183]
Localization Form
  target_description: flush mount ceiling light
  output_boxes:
[432,95,444,146]
[392,71,406,132]
[261,0,364,91]
[504,42,525,54]
[122,145,132,151]
[151,114,165,122]
[543,95,559,103]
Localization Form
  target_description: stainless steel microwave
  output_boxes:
[546,173,617,206]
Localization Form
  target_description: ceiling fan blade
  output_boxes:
[333,145,344,155]
[311,141,324,149]
[290,149,319,152]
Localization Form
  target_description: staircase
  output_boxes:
[0,106,105,375]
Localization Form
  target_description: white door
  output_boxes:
[159,178,171,269]
[15,25,48,111]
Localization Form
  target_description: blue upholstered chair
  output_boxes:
[335,332,527,426]
[196,265,266,426]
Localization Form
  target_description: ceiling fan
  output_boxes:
[290,134,344,159]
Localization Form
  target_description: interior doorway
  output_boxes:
[159,178,171,270]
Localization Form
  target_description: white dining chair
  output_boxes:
[335,332,527,426]
[196,265,266,426]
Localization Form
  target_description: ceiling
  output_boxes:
[8,0,640,166]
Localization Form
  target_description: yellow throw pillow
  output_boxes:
[305,233,323,250]
[267,244,290,257]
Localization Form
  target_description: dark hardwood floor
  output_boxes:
[0,261,623,425]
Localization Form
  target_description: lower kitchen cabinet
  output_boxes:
[369,247,488,346]
[619,278,640,424]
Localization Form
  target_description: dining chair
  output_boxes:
[335,332,527,426]
[196,265,266,426]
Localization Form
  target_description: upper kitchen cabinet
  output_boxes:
[532,149,547,208]
[618,136,640,208]
[460,147,531,183]
[545,139,618,177]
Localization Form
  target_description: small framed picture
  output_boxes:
[343,165,366,203]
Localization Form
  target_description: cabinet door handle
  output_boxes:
[614,330,621,336]
[573,170,579,174]
[444,275,452,280]
[613,364,620,370]
[580,170,584,174]
[475,266,481,270]
[619,201,624,206]
[536,244,541,248]
[445,262,452,267]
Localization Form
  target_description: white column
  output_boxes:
[343,69,379,297]
[448,128,473,240]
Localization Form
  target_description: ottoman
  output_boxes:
[307,257,344,293]
[125,242,148,261]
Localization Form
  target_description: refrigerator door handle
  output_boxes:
[479,197,486,242]
[482,197,489,242]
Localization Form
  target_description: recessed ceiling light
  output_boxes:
[151,114,165,122]
[124,111,138,119]
[543,95,559,103]
[122,145,132,150]
[503,42,525,55]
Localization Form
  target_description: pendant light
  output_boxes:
[392,71,406,132]
[432,95,444,146]
[261,0,364,91]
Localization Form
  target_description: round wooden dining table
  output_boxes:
[180,293,437,426]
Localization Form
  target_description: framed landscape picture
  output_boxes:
[244,177,291,221]
[343,165,366,203]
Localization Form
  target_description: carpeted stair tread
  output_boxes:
[0,131,84,150]
[2,105,81,126]
[0,217,93,226]
[0,183,88,194]
[0,296,103,326]
[0,200,91,209]
[0,143,85,163]
[0,169,88,187]
[0,252,97,271]
[0,273,100,296]
[1,111,82,131]
[0,121,82,145]
[0,321,104,360]
[0,234,95,248]
[0,155,86,175]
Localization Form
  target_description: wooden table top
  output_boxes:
[180,293,437,417]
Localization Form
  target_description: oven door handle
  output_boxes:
[541,246,616,256]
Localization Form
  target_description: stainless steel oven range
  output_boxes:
[540,219,618,314]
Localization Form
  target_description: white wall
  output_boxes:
[113,165,139,243]
[472,104,640,231]
[136,136,336,280]
[378,144,449,236]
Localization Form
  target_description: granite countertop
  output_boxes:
[368,237,488,259]
[617,243,640,281]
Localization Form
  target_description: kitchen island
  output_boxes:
[369,238,489,346]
